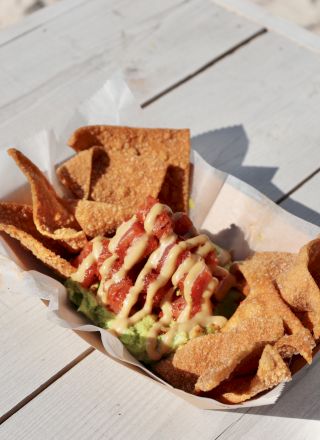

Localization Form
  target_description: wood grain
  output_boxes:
[141,31,320,202]
[0,0,261,143]
[0,290,89,416]
[280,172,320,226]
[213,0,320,53]
[0,350,248,440]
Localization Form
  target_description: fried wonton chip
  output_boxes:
[0,203,75,278]
[276,239,320,339]
[89,149,167,208]
[68,125,190,212]
[8,149,87,252]
[213,345,291,404]
[68,200,134,237]
[154,314,284,394]
[56,147,99,199]
[234,253,316,363]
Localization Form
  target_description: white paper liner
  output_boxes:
[0,72,319,410]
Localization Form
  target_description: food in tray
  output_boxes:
[66,195,240,363]
[1,125,320,404]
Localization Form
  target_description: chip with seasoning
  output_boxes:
[8,148,87,252]
[0,202,75,278]
[68,125,190,212]
[56,147,100,199]
[68,199,135,237]
[59,146,168,209]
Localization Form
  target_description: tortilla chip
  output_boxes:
[214,345,291,404]
[154,314,284,394]
[232,251,296,294]
[89,149,167,209]
[231,256,315,363]
[68,199,134,237]
[68,125,190,212]
[0,203,75,278]
[276,239,320,339]
[56,147,100,199]
[275,330,315,364]
[8,149,87,252]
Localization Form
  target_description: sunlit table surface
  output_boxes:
[0,0,320,439]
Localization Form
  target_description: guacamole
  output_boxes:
[66,279,242,363]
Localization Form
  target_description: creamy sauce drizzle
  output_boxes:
[73,203,233,360]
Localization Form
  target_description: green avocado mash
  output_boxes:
[66,279,243,363]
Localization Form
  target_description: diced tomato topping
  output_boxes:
[72,242,93,268]
[176,249,190,268]
[156,242,176,272]
[136,196,158,223]
[82,262,99,289]
[177,273,187,296]
[205,250,218,272]
[171,295,186,320]
[138,271,169,309]
[173,212,196,237]
[107,277,133,314]
[152,211,174,239]
[190,268,212,315]
[116,221,145,261]
[71,242,99,288]
[143,236,159,258]
[171,268,213,320]
[136,195,174,238]
[96,239,111,272]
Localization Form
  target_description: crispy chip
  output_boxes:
[0,203,75,278]
[89,149,167,208]
[234,253,315,363]
[214,345,291,404]
[154,314,284,394]
[8,149,87,252]
[68,199,134,237]
[276,239,320,339]
[68,125,190,212]
[56,147,100,199]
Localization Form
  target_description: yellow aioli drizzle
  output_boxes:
[71,236,104,283]
[97,234,150,305]
[144,203,171,234]
[108,216,137,253]
[72,203,231,361]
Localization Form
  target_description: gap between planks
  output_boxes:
[213,410,249,440]
[0,0,89,49]
[141,28,267,108]
[0,347,94,426]
[276,167,320,204]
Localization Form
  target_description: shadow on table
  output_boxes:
[244,352,320,420]
[191,126,320,226]
[193,126,320,420]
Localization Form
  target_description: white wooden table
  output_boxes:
[1,0,320,438]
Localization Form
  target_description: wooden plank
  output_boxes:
[213,353,320,440]
[0,0,261,143]
[280,172,320,226]
[0,0,261,417]
[141,31,320,201]
[0,350,248,439]
[213,0,320,53]
[0,0,88,47]
[0,290,89,417]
